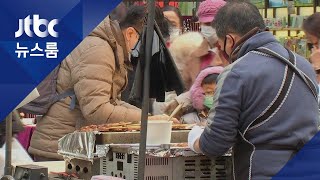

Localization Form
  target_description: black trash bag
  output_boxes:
[128,23,185,108]
[127,25,145,108]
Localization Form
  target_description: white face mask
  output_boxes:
[170,27,181,40]
[201,25,215,39]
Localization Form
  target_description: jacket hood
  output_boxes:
[236,31,278,59]
[90,16,129,63]
[170,32,210,60]
[190,66,224,110]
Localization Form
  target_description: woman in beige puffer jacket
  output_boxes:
[29,7,147,160]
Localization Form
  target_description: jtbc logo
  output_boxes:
[15,14,58,38]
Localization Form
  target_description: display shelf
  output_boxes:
[283,27,303,31]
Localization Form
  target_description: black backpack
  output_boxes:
[18,65,76,115]
[18,17,121,117]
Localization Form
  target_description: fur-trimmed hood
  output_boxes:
[169,32,211,89]
[190,66,224,110]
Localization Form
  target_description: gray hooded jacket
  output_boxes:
[199,32,319,179]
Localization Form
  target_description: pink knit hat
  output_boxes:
[190,66,224,110]
[197,0,226,23]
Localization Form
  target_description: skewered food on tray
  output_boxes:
[80,122,194,132]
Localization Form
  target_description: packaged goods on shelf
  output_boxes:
[251,0,265,9]
[269,0,288,7]
[264,17,287,29]
[264,15,307,29]
[294,0,314,7]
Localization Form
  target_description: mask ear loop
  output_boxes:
[126,27,142,65]
[222,34,235,52]
[125,27,140,50]
[223,36,228,53]
[133,27,141,36]
[226,34,235,52]
[221,34,235,63]
[130,27,142,54]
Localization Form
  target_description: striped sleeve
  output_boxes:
[199,67,244,157]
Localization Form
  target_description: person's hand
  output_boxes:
[164,100,179,115]
[188,125,204,153]
[165,95,193,120]
[19,112,25,118]
[197,120,207,127]
[148,114,180,124]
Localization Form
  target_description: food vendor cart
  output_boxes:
[2,1,233,180]
[57,130,232,180]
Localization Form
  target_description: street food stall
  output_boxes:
[1,1,233,180]
[57,127,232,180]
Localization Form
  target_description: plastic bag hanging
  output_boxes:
[128,22,185,108]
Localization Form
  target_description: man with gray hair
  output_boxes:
[188,1,319,179]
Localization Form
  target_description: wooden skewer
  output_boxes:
[167,103,184,121]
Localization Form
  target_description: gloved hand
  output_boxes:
[188,125,204,153]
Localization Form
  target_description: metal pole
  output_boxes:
[4,113,12,176]
[138,0,155,179]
